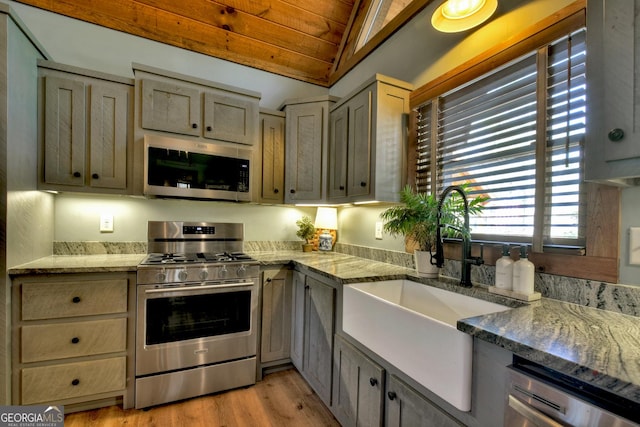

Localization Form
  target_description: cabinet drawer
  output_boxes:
[21,318,126,363]
[21,357,126,404]
[21,279,128,320]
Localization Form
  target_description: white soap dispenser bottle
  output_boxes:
[512,245,535,295]
[495,245,514,290]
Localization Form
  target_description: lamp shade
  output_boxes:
[315,207,338,230]
[431,0,497,33]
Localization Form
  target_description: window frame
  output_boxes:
[407,1,619,283]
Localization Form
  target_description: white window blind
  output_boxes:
[415,28,586,248]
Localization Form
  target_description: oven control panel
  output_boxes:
[137,263,259,285]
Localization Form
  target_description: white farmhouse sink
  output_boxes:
[342,279,511,412]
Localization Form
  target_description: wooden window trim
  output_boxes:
[408,0,620,283]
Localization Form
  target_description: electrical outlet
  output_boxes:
[375,221,383,240]
[630,227,640,265]
[100,214,114,233]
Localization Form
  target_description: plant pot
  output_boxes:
[414,250,440,278]
[302,243,314,252]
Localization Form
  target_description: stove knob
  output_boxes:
[156,271,167,282]
[199,269,209,280]
[237,265,247,277]
[178,270,188,281]
[219,265,228,279]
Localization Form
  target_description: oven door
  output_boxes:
[136,280,258,376]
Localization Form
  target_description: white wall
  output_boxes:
[53,193,316,243]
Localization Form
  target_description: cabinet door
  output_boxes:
[203,92,257,145]
[386,375,463,427]
[290,270,306,371]
[328,105,349,200]
[597,0,640,162]
[347,89,372,198]
[43,75,86,186]
[88,81,130,190]
[260,267,292,363]
[140,79,200,136]
[332,335,384,427]
[304,276,335,406]
[259,112,285,203]
[285,103,325,202]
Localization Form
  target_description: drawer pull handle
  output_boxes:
[72,296,81,304]
[71,337,80,344]
[71,379,80,386]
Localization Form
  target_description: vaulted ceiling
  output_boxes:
[14,0,429,86]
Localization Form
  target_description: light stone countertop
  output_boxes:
[8,250,640,405]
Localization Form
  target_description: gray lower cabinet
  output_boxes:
[332,334,385,427]
[291,270,336,407]
[11,272,136,411]
[386,375,464,427]
[260,267,292,365]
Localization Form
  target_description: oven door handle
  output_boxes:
[144,282,254,294]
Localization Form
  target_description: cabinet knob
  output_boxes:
[290,189,296,194]
[274,188,279,194]
[608,128,625,142]
[266,278,272,282]
[206,125,212,132]
[73,171,81,178]
[71,337,80,344]
[192,123,198,129]
[387,391,397,400]
[91,173,99,179]
[360,181,367,187]
[71,379,80,386]
[72,296,81,304]
[339,185,345,190]
[369,377,378,387]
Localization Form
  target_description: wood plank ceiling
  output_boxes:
[13,0,376,86]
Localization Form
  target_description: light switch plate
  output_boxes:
[630,227,640,265]
[100,214,114,233]
[375,221,383,240]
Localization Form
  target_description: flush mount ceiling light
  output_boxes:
[431,0,498,33]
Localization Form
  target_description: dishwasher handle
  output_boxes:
[508,394,564,427]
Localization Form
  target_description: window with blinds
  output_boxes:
[415,28,586,248]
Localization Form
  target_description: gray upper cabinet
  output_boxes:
[328,75,412,203]
[332,334,384,427]
[282,96,337,204]
[140,79,200,137]
[257,109,286,203]
[38,61,133,193]
[135,63,260,146]
[586,0,640,185]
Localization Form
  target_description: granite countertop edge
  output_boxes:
[8,250,640,403]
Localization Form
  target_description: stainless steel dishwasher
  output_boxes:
[505,356,640,427]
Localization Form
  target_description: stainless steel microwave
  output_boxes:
[143,134,252,201]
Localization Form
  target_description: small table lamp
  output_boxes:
[315,207,338,252]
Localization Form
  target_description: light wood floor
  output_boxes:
[64,369,340,427]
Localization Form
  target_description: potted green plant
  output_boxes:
[296,216,316,252]
[380,185,487,277]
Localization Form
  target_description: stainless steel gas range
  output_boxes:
[135,221,259,409]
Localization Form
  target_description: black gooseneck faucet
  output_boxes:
[434,185,484,287]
